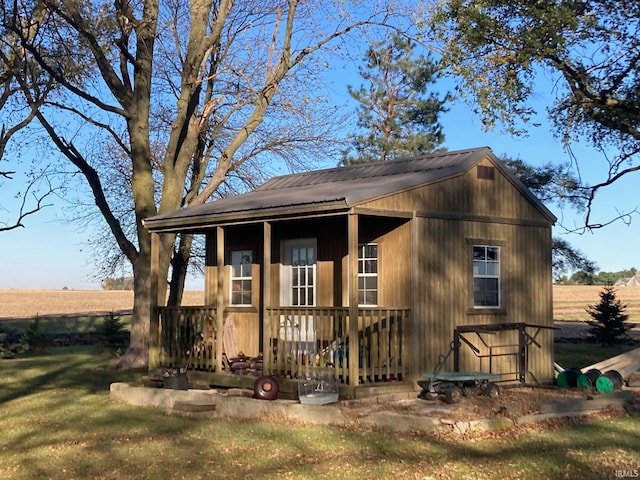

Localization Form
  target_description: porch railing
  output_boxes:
[153,305,410,386]
[155,306,217,371]
[265,306,409,385]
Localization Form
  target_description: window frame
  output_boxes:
[467,239,505,314]
[358,242,378,307]
[229,249,253,307]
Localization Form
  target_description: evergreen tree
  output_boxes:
[342,33,450,165]
[501,156,596,280]
[586,285,630,347]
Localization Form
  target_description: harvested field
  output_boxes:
[553,285,640,322]
[1,285,640,321]
[0,289,204,319]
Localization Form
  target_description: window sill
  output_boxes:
[225,306,258,314]
[466,307,506,315]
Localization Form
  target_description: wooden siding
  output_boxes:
[412,217,554,383]
[361,159,547,226]
[359,158,554,383]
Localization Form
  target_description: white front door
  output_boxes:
[280,238,317,345]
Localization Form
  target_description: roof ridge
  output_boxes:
[257,146,491,192]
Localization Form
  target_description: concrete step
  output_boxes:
[172,400,217,413]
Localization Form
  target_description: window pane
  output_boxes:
[231,291,242,305]
[473,261,486,276]
[365,259,377,274]
[365,291,378,305]
[365,244,377,258]
[474,278,499,307]
[486,263,498,276]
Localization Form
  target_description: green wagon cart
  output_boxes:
[418,371,502,404]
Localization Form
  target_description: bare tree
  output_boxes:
[2,0,412,367]
[0,8,56,231]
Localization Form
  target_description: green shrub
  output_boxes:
[0,327,26,359]
[96,312,128,355]
[586,285,631,347]
[23,316,50,352]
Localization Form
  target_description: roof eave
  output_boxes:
[143,200,350,233]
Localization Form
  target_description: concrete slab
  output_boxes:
[109,382,637,436]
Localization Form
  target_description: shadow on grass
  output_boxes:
[1,346,638,479]
[0,346,143,405]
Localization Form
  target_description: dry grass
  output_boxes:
[2,285,640,321]
[0,289,204,319]
[553,285,640,322]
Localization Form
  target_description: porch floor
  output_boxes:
[149,370,416,400]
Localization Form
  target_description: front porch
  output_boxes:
[149,305,412,398]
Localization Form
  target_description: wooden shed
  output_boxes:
[143,147,557,399]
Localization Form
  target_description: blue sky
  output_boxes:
[0,54,638,290]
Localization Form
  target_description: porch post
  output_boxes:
[262,221,272,369]
[215,226,225,372]
[148,232,163,372]
[348,213,359,387]
[410,213,418,382]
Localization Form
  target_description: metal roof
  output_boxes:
[143,147,556,231]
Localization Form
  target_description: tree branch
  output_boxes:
[0,173,55,232]
[35,111,139,263]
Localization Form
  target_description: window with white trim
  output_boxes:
[358,243,378,306]
[472,245,500,308]
[230,250,253,306]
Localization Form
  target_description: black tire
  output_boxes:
[254,375,279,401]
[419,389,439,401]
[485,382,500,399]
[444,385,462,404]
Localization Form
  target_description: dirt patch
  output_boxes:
[342,386,589,422]
[345,385,638,421]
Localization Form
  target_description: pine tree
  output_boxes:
[342,33,450,165]
[586,285,630,347]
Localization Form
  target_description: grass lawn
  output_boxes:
[554,342,639,369]
[0,347,639,479]
[0,313,132,336]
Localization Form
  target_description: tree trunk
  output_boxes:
[167,233,193,307]
[111,246,152,369]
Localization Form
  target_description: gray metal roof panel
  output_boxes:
[143,147,556,230]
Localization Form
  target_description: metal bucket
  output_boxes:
[163,372,188,390]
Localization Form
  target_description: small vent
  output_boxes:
[477,165,495,180]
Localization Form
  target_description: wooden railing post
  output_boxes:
[348,213,359,387]
[262,222,272,371]
[148,232,162,372]
[215,226,225,372]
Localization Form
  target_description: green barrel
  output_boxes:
[557,367,581,388]
[595,370,623,393]
[576,368,601,390]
